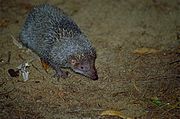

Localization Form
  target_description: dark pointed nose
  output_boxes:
[90,66,98,80]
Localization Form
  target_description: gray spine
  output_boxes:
[20,4,95,67]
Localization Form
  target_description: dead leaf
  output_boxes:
[100,110,132,119]
[133,48,159,55]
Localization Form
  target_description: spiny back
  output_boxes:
[20,4,81,48]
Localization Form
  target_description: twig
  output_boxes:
[7,51,11,64]
[169,60,180,65]
[31,63,43,73]
[67,108,104,113]
[10,34,22,48]
[132,80,141,93]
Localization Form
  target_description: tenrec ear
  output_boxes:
[71,59,77,66]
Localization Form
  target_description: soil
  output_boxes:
[0,0,180,119]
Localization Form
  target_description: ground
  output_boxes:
[0,0,180,119]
